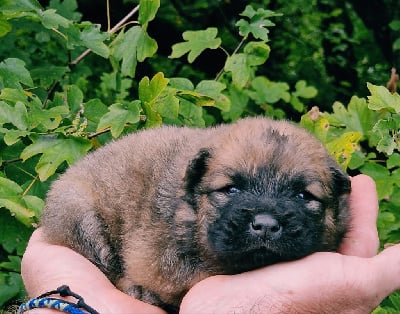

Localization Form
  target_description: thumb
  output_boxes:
[371,244,400,296]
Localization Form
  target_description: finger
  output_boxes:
[339,174,379,257]
[366,245,400,303]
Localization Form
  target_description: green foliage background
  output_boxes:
[0,0,400,311]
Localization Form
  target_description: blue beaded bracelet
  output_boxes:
[18,285,99,314]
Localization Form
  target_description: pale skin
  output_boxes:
[21,175,400,313]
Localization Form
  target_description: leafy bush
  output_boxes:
[0,0,399,311]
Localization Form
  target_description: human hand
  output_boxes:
[21,228,166,314]
[180,175,400,313]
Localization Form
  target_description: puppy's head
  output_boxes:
[184,118,350,273]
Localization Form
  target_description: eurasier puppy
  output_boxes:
[41,117,350,312]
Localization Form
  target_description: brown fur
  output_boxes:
[41,117,350,311]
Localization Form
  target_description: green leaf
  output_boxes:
[111,26,157,77]
[40,9,70,29]
[84,99,109,124]
[387,153,400,169]
[4,129,31,145]
[30,105,69,131]
[0,255,21,272]
[195,80,230,111]
[367,83,400,113]
[0,58,33,89]
[0,177,37,226]
[393,38,400,51]
[0,210,33,255]
[138,0,160,27]
[329,97,377,138]
[178,100,205,127]
[0,272,23,309]
[326,131,362,169]
[224,53,252,88]
[224,43,270,88]
[293,80,318,99]
[360,162,393,200]
[175,91,214,107]
[0,0,41,13]
[248,76,290,104]
[371,117,400,155]
[0,88,29,105]
[222,84,249,122]
[169,78,195,91]
[48,0,82,21]
[65,85,83,113]
[21,136,92,181]
[79,24,110,58]
[31,65,69,88]
[243,41,271,66]
[142,102,162,128]
[0,18,12,37]
[236,5,281,41]
[290,96,304,112]
[152,93,179,120]
[389,20,400,31]
[97,102,140,138]
[139,72,169,104]
[169,28,221,63]
[0,101,28,130]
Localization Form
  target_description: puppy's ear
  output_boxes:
[184,148,212,196]
[329,165,351,195]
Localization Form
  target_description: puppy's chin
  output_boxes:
[208,237,321,274]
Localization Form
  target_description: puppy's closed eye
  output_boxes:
[218,186,241,195]
[295,191,318,202]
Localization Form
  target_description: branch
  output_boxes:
[70,4,140,65]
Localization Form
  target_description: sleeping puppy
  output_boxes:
[40,117,351,312]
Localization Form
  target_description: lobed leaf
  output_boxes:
[0,101,28,130]
[97,102,140,138]
[224,53,251,88]
[244,41,271,66]
[0,177,39,226]
[111,26,157,77]
[0,272,23,309]
[79,24,110,58]
[40,9,70,29]
[236,5,281,41]
[21,136,92,181]
[326,131,362,169]
[138,0,160,27]
[367,83,400,113]
[195,80,230,111]
[0,58,33,89]
[139,72,169,104]
[248,76,290,104]
[169,28,221,63]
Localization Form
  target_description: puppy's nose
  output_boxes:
[250,214,282,240]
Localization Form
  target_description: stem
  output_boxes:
[2,157,22,164]
[106,0,111,32]
[88,127,111,139]
[232,36,247,56]
[109,5,139,34]
[215,36,248,81]
[22,175,39,197]
[70,4,140,65]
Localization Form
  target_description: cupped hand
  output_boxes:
[21,228,166,314]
